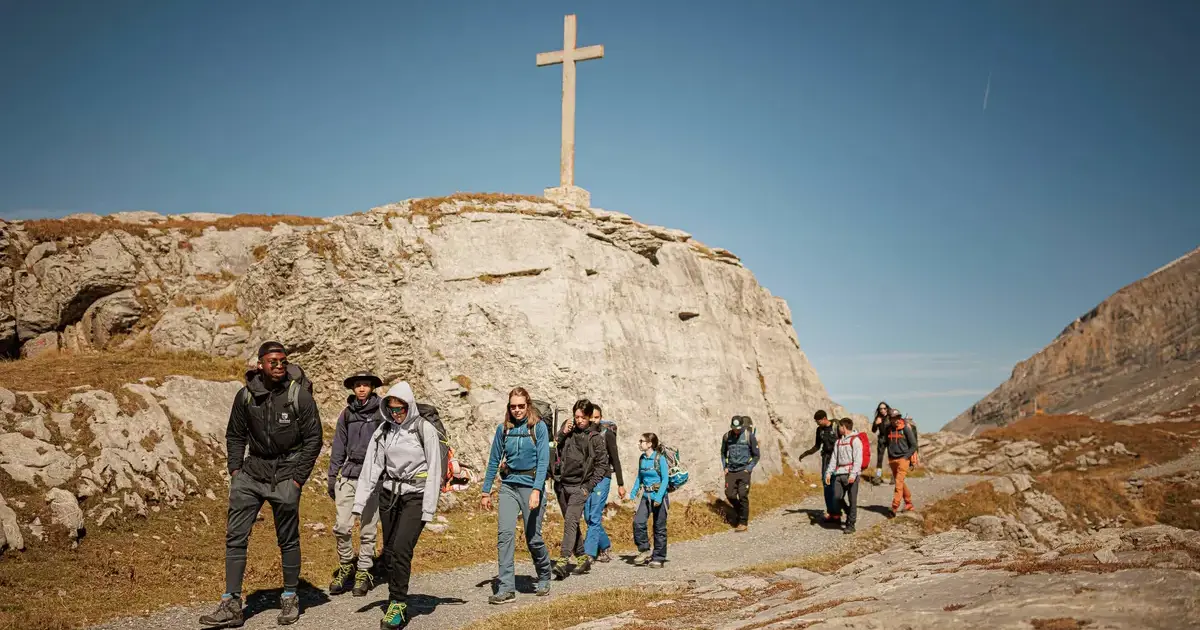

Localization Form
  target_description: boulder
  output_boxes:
[0,492,23,551]
[46,488,85,539]
[0,432,77,487]
[20,331,60,358]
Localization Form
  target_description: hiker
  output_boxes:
[824,418,863,534]
[327,371,384,597]
[870,402,891,485]
[797,410,839,523]
[885,408,919,516]
[480,387,553,604]
[584,403,624,564]
[200,341,322,628]
[552,398,610,578]
[720,415,760,532]
[551,413,584,561]
[351,381,442,630]
[629,432,670,567]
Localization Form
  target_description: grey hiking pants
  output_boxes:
[496,484,552,595]
[558,484,589,559]
[225,473,302,595]
[333,476,379,570]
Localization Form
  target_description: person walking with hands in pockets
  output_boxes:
[479,387,553,604]
[629,433,670,568]
[352,381,442,630]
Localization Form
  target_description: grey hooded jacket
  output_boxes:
[352,382,443,522]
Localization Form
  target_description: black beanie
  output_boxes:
[257,341,286,358]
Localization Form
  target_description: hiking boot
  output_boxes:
[572,556,593,575]
[648,560,664,568]
[535,581,551,597]
[380,601,408,630]
[735,524,748,532]
[552,558,572,580]
[633,550,651,566]
[904,503,916,512]
[597,548,613,563]
[199,595,243,628]
[329,562,354,595]
[277,592,300,626]
[352,570,374,597]
[488,591,516,605]
[844,526,856,535]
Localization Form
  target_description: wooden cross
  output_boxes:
[536,14,604,189]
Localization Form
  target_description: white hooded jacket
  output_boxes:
[352,382,442,521]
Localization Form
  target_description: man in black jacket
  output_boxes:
[200,341,323,629]
[552,399,609,579]
[798,410,839,523]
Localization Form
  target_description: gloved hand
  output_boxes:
[327,479,337,499]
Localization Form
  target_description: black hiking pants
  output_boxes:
[831,475,859,527]
[378,487,426,602]
[724,470,751,526]
[225,473,301,595]
[558,483,589,558]
[553,480,585,556]
[633,493,668,561]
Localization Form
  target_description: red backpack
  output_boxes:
[853,431,871,472]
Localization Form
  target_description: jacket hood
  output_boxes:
[381,382,419,425]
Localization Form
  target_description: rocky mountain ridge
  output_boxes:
[948,245,1200,434]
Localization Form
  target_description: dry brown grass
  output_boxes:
[1035,473,1154,530]
[0,349,243,393]
[19,214,325,244]
[922,481,1020,534]
[1140,479,1200,530]
[1030,619,1091,630]
[979,414,1200,471]
[475,267,549,285]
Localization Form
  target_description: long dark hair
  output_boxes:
[504,387,541,432]
[874,401,892,420]
[641,432,663,455]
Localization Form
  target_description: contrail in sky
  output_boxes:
[983,71,991,111]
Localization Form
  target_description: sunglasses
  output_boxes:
[264,358,288,368]
[509,403,528,410]
[387,405,408,415]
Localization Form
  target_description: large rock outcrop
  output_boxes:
[948,245,1200,434]
[1,195,850,501]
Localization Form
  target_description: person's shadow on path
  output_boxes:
[784,507,844,529]
[242,579,331,623]
[472,574,544,594]
[358,594,468,617]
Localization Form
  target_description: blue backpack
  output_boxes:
[655,443,689,493]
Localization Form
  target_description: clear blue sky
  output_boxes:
[3,1,1198,429]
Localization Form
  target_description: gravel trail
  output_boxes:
[89,474,982,630]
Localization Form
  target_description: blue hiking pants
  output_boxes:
[583,476,612,558]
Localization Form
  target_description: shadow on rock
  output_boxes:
[242,579,331,622]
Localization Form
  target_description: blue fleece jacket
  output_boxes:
[481,420,550,493]
[629,451,670,504]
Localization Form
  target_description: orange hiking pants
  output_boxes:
[889,457,913,510]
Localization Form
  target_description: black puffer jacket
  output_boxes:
[226,369,323,486]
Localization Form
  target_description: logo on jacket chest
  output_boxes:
[279,412,292,425]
